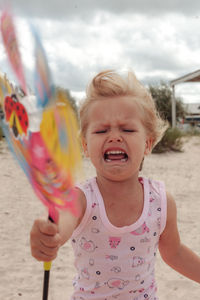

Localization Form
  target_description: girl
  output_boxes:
[30,70,200,299]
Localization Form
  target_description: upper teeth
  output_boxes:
[106,150,125,154]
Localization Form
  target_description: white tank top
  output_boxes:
[70,177,167,300]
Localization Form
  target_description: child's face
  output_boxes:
[82,96,152,182]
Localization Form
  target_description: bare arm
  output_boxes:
[58,189,86,245]
[159,192,200,283]
[30,188,86,262]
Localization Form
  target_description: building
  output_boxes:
[184,103,200,127]
[170,69,200,127]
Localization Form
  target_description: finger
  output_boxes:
[38,241,59,256]
[35,219,58,236]
[40,219,59,236]
[30,227,61,256]
[30,226,61,248]
[31,237,59,260]
[40,233,61,248]
[31,247,58,262]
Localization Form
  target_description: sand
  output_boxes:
[0,136,199,299]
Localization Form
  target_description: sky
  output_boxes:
[1,0,200,104]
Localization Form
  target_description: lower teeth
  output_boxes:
[105,158,127,162]
[121,158,127,162]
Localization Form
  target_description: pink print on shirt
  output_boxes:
[106,278,129,290]
[109,237,121,248]
[130,222,150,235]
[80,237,97,252]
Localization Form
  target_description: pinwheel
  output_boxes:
[0,9,82,300]
[1,10,27,95]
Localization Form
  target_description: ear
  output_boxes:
[81,137,89,157]
[144,138,153,155]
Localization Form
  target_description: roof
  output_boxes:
[170,69,200,86]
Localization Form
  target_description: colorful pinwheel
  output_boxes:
[1,10,27,95]
[0,9,82,300]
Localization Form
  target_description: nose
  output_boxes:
[108,130,123,143]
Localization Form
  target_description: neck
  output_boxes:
[96,173,142,203]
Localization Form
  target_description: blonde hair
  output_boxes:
[79,70,168,149]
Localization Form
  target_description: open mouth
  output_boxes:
[104,150,128,162]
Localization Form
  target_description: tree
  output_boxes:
[148,81,186,126]
[148,82,187,153]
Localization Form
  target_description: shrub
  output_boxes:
[153,127,183,153]
[148,82,186,125]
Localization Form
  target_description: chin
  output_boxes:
[103,170,133,182]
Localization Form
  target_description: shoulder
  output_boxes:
[166,191,177,221]
[75,177,97,224]
[145,177,165,191]
[146,177,167,202]
[160,190,179,240]
[74,177,97,228]
[144,178,178,233]
[145,178,168,233]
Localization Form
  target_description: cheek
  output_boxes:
[87,140,103,160]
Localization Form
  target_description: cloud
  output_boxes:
[2,0,200,19]
[1,1,200,103]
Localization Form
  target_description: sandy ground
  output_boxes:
[0,136,200,299]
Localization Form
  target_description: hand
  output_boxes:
[30,218,61,262]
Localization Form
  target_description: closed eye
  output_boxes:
[94,130,107,134]
[122,129,135,132]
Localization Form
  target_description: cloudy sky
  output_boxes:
[1,0,200,104]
